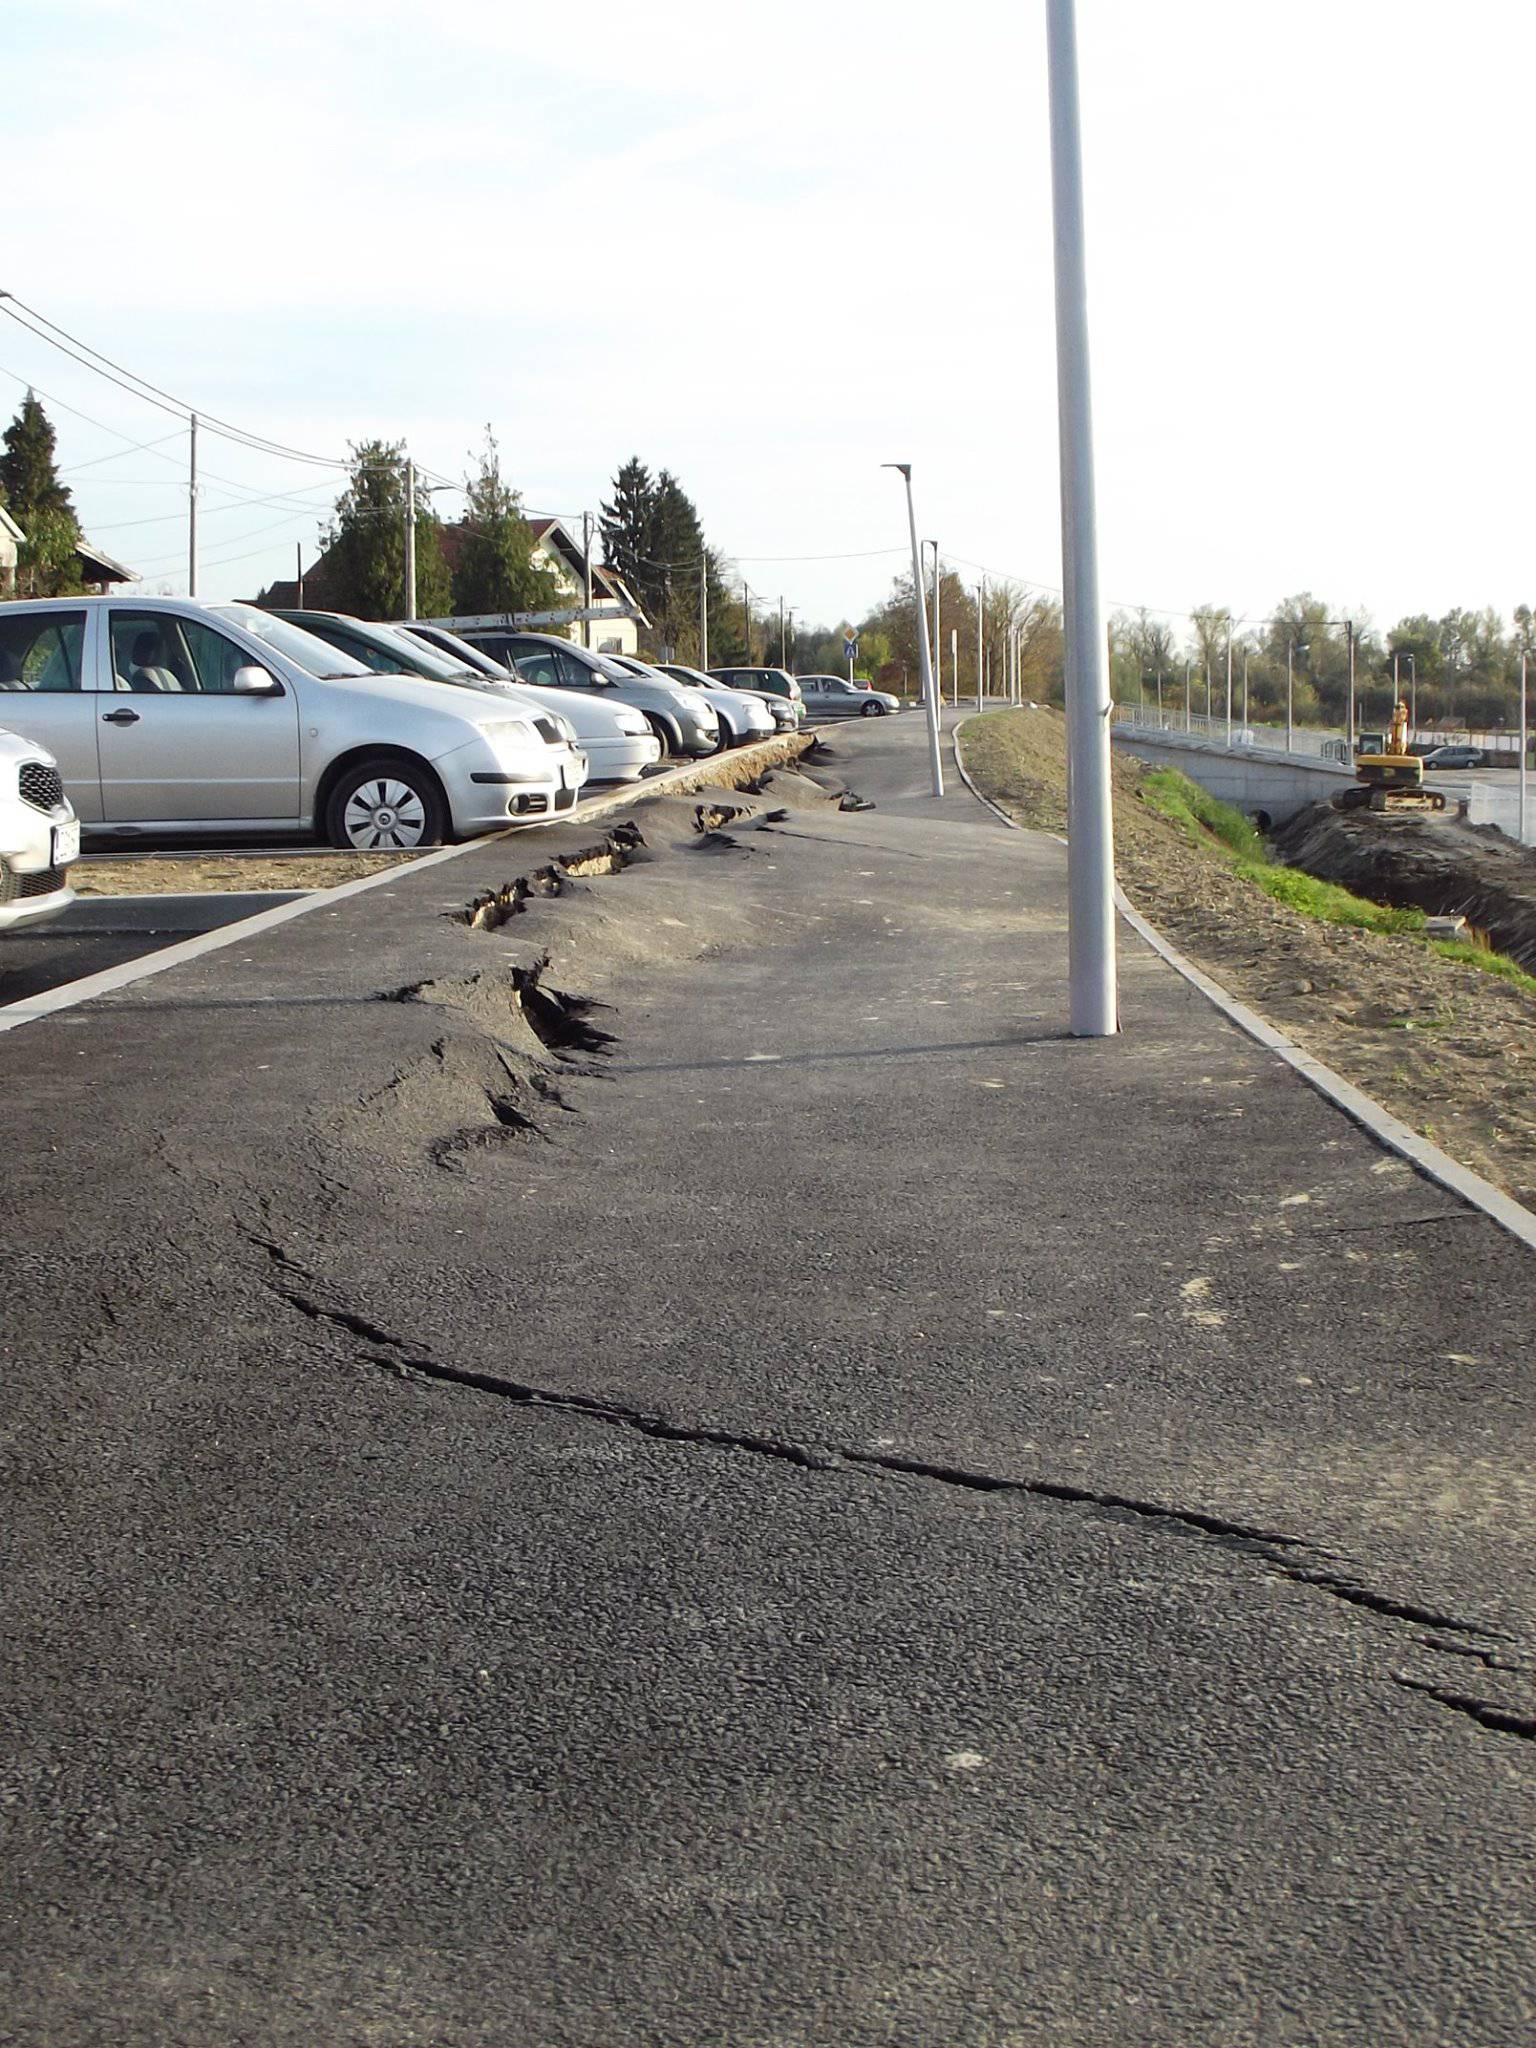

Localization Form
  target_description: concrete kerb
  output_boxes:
[951,719,1536,1258]
[0,733,814,1036]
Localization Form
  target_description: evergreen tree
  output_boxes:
[322,440,449,620]
[452,428,563,617]
[1,390,82,596]
[599,457,654,613]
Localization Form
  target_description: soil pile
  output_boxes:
[1274,804,1536,970]
[959,706,1536,1209]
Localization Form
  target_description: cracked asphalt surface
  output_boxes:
[5,711,1535,2045]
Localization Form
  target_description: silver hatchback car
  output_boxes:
[0,597,588,848]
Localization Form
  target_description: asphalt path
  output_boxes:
[0,893,307,1009]
[4,714,1534,2046]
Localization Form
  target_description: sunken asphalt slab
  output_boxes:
[3,712,1534,2046]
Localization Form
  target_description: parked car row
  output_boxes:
[0,593,907,921]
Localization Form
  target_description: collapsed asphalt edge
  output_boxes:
[0,733,812,1037]
[950,718,1536,1259]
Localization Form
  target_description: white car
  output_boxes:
[390,621,664,783]
[0,597,588,850]
[0,726,79,930]
[605,656,775,748]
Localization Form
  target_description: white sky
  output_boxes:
[5,0,1533,640]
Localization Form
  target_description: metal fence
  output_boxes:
[1466,783,1536,848]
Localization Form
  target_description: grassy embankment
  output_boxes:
[1138,766,1536,992]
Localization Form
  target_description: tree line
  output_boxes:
[5,384,1533,730]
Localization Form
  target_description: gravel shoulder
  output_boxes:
[958,706,1536,1209]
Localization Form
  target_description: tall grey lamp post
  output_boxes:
[884,464,943,796]
[1047,0,1116,1034]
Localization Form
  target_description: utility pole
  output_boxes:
[404,457,418,621]
[187,412,198,597]
[742,581,750,663]
[1346,617,1356,752]
[295,542,304,607]
[778,594,786,666]
[1405,651,1416,732]
[926,542,942,707]
[787,608,795,673]
[976,578,985,713]
[950,627,958,707]
[699,557,709,670]
[884,463,943,794]
[1224,615,1233,746]
[1241,650,1249,730]
[582,513,593,650]
[1155,669,1163,719]
[1185,659,1192,730]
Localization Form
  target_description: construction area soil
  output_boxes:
[958,707,1536,1211]
[1274,803,1536,972]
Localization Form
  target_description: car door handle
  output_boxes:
[102,707,141,725]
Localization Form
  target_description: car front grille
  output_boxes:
[18,762,64,813]
[0,863,65,903]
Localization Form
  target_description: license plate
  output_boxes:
[51,818,80,865]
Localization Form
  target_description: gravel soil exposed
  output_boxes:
[959,706,1536,1209]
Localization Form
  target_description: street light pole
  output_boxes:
[1047,0,1117,1035]
[699,557,709,670]
[1346,617,1356,752]
[884,464,943,795]
[1406,651,1416,733]
[1224,614,1233,745]
[778,594,786,667]
[1521,653,1529,847]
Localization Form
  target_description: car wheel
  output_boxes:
[325,754,449,850]
[860,698,887,717]
[644,714,680,759]
[713,718,736,754]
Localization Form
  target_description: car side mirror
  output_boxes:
[231,665,282,695]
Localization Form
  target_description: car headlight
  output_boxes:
[678,692,709,714]
[482,718,536,742]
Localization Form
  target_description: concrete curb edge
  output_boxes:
[951,719,1536,1257]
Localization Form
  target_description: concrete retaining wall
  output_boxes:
[1113,727,1354,827]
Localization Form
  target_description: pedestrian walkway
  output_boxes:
[4,713,1533,2046]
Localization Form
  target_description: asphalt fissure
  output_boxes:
[249,1234,1515,1676]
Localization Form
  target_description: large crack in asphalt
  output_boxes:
[247,1233,1530,1741]
[236,818,1532,1751]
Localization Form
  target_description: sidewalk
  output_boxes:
[5,712,1534,2046]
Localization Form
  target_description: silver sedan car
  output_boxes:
[0,597,587,848]
[796,675,901,718]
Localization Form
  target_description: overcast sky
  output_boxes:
[6,0,1533,641]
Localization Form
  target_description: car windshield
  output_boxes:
[411,628,508,679]
[213,606,374,680]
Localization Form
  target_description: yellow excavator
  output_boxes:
[1336,698,1447,813]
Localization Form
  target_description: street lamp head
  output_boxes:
[881,462,911,480]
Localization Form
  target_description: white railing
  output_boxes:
[1114,705,1351,763]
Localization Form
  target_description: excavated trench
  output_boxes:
[1273,803,1536,969]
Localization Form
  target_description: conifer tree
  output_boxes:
[0,390,82,595]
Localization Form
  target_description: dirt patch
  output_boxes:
[1274,806,1536,971]
[959,706,1536,1209]
[74,851,419,896]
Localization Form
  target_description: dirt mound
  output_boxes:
[1274,805,1536,970]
